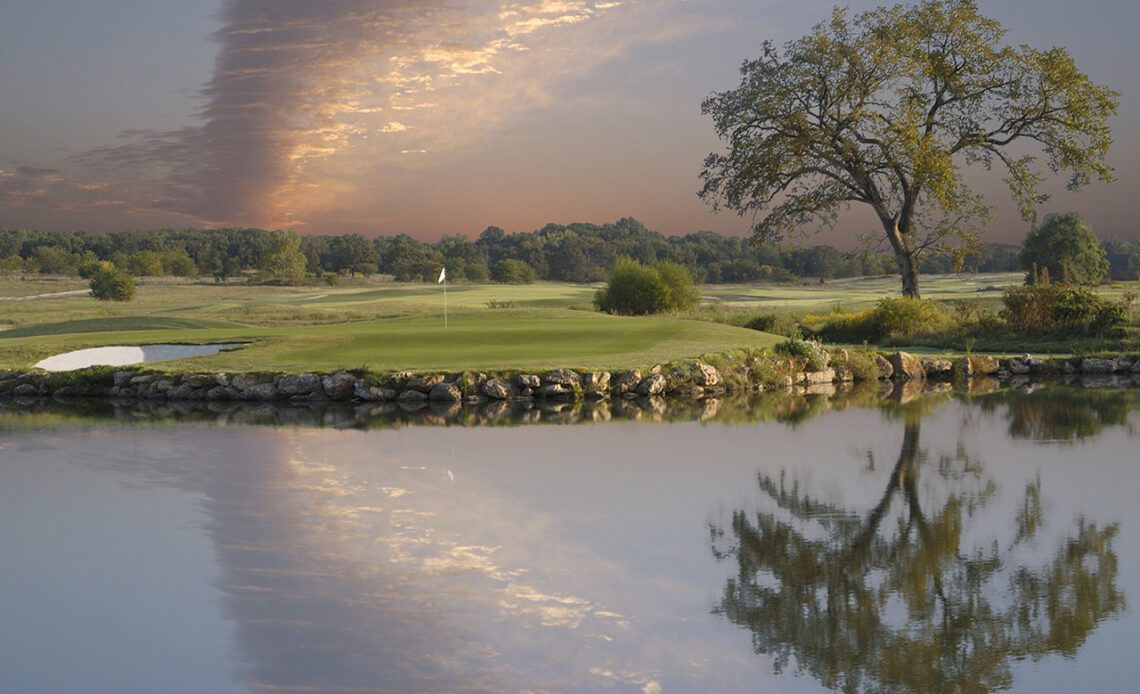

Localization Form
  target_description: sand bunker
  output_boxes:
[35,344,240,372]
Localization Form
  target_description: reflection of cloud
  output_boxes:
[5,0,695,232]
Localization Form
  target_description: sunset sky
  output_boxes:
[1,0,1137,245]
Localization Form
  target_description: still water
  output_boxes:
[1,386,1136,693]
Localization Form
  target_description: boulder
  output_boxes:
[920,357,953,378]
[244,383,278,401]
[886,352,925,381]
[113,371,138,387]
[481,378,512,400]
[1079,358,1116,374]
[542,368,581,387]
[968,355,1001,375]
[537,383,572,398]
[1061,361,1077,374]
[170,383,195,400]
[1113,356,1134,372]
[613,369,642,396]
[278,373,322,397]
[321,372,357,400]
[636,373,667,396]
[517,374,541,389]
[874,355,894,380]
[397,389,428,402]
[691,362,721,387]
[428,382,463,402]
[581,371,611,396]
[802,368,835,385]
[230,374,264,391]
[406,373,445,392]
[353,381,397,402]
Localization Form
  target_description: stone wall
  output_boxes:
[1,351,1138,404]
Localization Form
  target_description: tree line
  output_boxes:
[0,218,1031,285]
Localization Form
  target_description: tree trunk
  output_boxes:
[895,248,920,299]
[881,218,921,299]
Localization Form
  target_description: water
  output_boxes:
[1,386,1136,693]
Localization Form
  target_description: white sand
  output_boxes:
[34,344,240,372]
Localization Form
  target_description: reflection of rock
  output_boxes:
[889,379,926,403]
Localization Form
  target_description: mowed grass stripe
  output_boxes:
[0,309,780,372]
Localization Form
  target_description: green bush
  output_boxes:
[1001,284,1130,336]
[745,312,802,337]
[594,258,700,315]
[814,297,952,343]
[492,259,537,284]
[774,332,831,371]
[89,264,136,301]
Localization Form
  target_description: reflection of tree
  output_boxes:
[711,418,1122,693]
[974,387,1139,443]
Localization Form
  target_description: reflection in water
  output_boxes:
[972,388,1140,442]
[710,411,1124,693]
[2,384,1137,692]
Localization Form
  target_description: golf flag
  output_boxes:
[438,267,446,283]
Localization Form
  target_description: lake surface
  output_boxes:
[1,385,1137,693]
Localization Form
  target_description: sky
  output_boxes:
[1,0,1137,245]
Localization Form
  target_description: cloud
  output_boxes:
[8,0,697,232]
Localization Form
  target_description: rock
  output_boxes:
[230,374,264,391]
[397,389,428,402]
[354,381,397,401]
[581,371,611,396]
[214,373,230,387]
[406,373,445,392]
[636,373,667,396]
[154,379,174,393]
[206,385,235,400]
[920,357,953,377]
[517,374,541,389]
[245,383,278,400]
[482,378,512,400]
[802,368,835,385]
[1079,358,1116,374]
[278,373,322,397]
[1133,359,1140,374]
[183,374,210,388]
[170,383,195,400]
[874,355,894,380]
[321,372,357,400]
[833,365,855,382]
[1062,361,1077,374]
[967,355,1001,375]
[1007,358,1032,374]
[613,369,642,396]
[13,383,37,396]
[428,382,463,401]
[537,383,572,398]
[113,371,138,387]
[1113,356,1133,372]
[542,368,581,387]
[519,387,534,398]
[886,352,925,381]
[691,362,721,387]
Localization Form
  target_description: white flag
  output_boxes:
[438,266,446,283]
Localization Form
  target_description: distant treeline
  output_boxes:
[0,218,1043,284]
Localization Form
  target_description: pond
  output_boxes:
[1,384,1137,693]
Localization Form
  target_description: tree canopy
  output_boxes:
[1019,212,1108,285]
[700,0,1117,297]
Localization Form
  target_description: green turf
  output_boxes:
[0,316,241,339]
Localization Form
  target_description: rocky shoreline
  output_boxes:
[2,351,1138,404]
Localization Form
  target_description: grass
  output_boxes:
[0,277,779,371]
[2,273,1136,372]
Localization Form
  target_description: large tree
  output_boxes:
[699,0,1117,297]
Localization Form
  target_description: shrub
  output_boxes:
[89,264,135,301]
[745,312,802,337]
[1001,284,1131,336]
[594,258,669,315]
[774,332,831,371]
[594,258,701,315]
[492,259,537,284]
[814,297,952,343]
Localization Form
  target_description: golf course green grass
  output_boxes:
[0,277,780,371]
